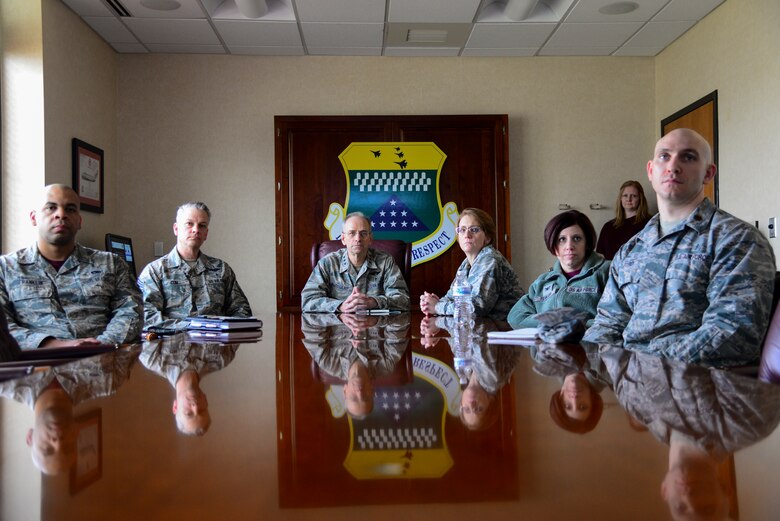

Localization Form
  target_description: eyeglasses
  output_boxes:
[456,226,482,235]
[343,230,370,238]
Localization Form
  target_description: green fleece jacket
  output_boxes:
[507,251,610,329]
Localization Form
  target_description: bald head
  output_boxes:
[656,129,713,166]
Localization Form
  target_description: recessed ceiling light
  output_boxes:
[598,2,639,15]
[140,0,181,11]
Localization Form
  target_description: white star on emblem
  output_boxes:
[412,221,418,227]
[390,221,397,227]
[390,200,397,206]
[394,413,400,421]
[393,392,400,398]
[404,403,411,410]
[401,221,407,227]
[404,392,410,398]
[414,391,421,399]
[380,221,386,227]
[380,210,385,216]
[401,210,407,216]
[383,403,389,410]
[371,221,376,227]
[390,210,396,216]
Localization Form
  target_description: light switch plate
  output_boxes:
[769,217,777,239]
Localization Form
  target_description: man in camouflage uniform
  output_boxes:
[140,337,238,436]
[139,202,252,331]
[0,184,142,349]
[301,212,410,312]
[0,346,141,474]
[584,129,775,367]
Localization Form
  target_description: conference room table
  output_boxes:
[2,311,779,520]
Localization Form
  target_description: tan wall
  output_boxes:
[41,0,117,249]
[655,0,780,265]
[115,54,655,311]
[1,0,45,253]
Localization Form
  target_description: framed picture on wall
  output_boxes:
[69,409,103,494]
[72,138,104,213]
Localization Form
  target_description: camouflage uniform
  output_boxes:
[599,346,780,455]
[0,345,140,408]
[507,251,609,329]
[139,335,238,387]
[301,247,410,312]
[583,198,776,367]
[139,248,252,331]
[435,245,524,321]
[0,244,142,349]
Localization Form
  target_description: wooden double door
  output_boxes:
[275,115,511,310]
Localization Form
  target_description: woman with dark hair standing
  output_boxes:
[507,210,609,329]
[596,180,651,260]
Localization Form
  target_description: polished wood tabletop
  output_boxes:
[2,312,779,520]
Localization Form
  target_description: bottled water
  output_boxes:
[452,269,474,328]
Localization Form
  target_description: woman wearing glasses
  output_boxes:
[419,208,523,321]
[507,210,609,329]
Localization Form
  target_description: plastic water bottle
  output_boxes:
[452,269,474,328]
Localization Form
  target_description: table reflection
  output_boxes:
[0,346,140,475]
[2,313,780,519]
[140,338,239,436]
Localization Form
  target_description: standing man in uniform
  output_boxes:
[139,202,252,331]
[584,129,775,367]
[0,184,142,349]
[301,212,409,313]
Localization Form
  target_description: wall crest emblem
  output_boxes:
[325,143,458,266]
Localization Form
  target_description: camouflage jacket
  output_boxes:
[139,336,238,387]
[139,248,252,330]
[0,345,140,408]
[507,251,609,329]
[435,245,525,321]
[0,244,142,349]
[583,198,776,367]
[301,247,410,312]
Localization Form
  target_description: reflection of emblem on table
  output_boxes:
[325,143,458,267]
[329,353,460,479]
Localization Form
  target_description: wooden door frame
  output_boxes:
[661,90,719,206]
[274,115,510,310]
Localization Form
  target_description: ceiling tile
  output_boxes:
[466,23,555,48]
[145,43,226,53]
[211,0,295,21]
[308,47,383,56]
[295,0,386,22]
[385,23,472,47]
[622,20,695,49]
[538,46,615,55]
[462,47,538,56]
[612,46,663,56]
[545,22,642,47]
[477,0,577,23]
[384,47,462,56]
[110,42,149,53]
[388,0,481,23]
[120,0,207,19]
[62,0,113,17]
[123,18,221,44]
[83,16,139,44]
[653,0,726,22]
[213,20,301,46]
[300,22,384,48]
[228,45,305,55]
[565,0,668,22]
